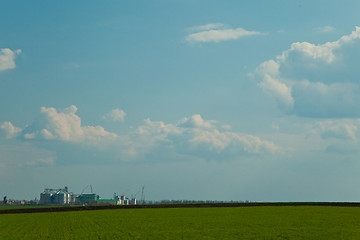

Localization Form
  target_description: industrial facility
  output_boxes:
[38,186,137,206]
[39,187,73,205]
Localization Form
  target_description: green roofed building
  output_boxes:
[77,194,98,205]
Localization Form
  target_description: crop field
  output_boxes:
[1,206,360,239]
[0,205,64,210]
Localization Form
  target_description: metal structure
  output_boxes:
[77,193,98,205]
[81,185,93,194]
[140,186,145,204]
[39,187,72,205]
[38,185,138,206]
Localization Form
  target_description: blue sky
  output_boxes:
[1,0,360,201]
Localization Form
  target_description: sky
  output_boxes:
[1,0,360,202]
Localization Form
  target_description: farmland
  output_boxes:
[1,205,360,239]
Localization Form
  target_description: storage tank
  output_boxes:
[70,193,77,204]
[55,191,65,205]
[39,192,52,205]
[65,192,71,204]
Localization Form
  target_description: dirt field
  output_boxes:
[2,202,360,214]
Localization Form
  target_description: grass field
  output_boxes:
[1,206,360,239]
[0,205,64,210]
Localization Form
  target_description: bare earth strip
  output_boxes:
[1,202,360,214]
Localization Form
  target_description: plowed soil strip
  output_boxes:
[1,202,360,214]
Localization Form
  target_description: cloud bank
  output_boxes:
[256,27,360,118]
[1,106,279,165]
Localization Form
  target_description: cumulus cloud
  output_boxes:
[0,48,21,72]
[1,106,279,164]
[312,119,359,141]
[22,105,117,144]
[135,114,278,157]
[102,108,126,122]
[186,23,262,43]
[0,121,21,138]
[258,74,294,112]
[285,41,336,63]
[256,26,360,118]
[178,114,216,129]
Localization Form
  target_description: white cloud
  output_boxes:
[135,114,278,156]
[178,114,216,129]
[187,23,226,32]
[186,23,262,43]
[256,26,360,118]
[186,128,278,154]
[287,41,336,63]
[22,105,117,144]
[0,121,21,138]
[24,132,37,139]
[2,107,279,164]
[258,74,294,112]
[0,48,21,72]
[102,108,126,122]
[256,59,280,76]
[82,125,117,142]
[312,119,359,141]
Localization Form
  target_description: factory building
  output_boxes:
[76,193,99,205]
[129,198,137,205]
[94,194,138,206]
[96,194,131,206]
[96,199,120,205]
[38,187,137,206]
[39,187,72,205]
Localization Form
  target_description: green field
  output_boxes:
[1,206,360,239]
[0,205,64,210]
